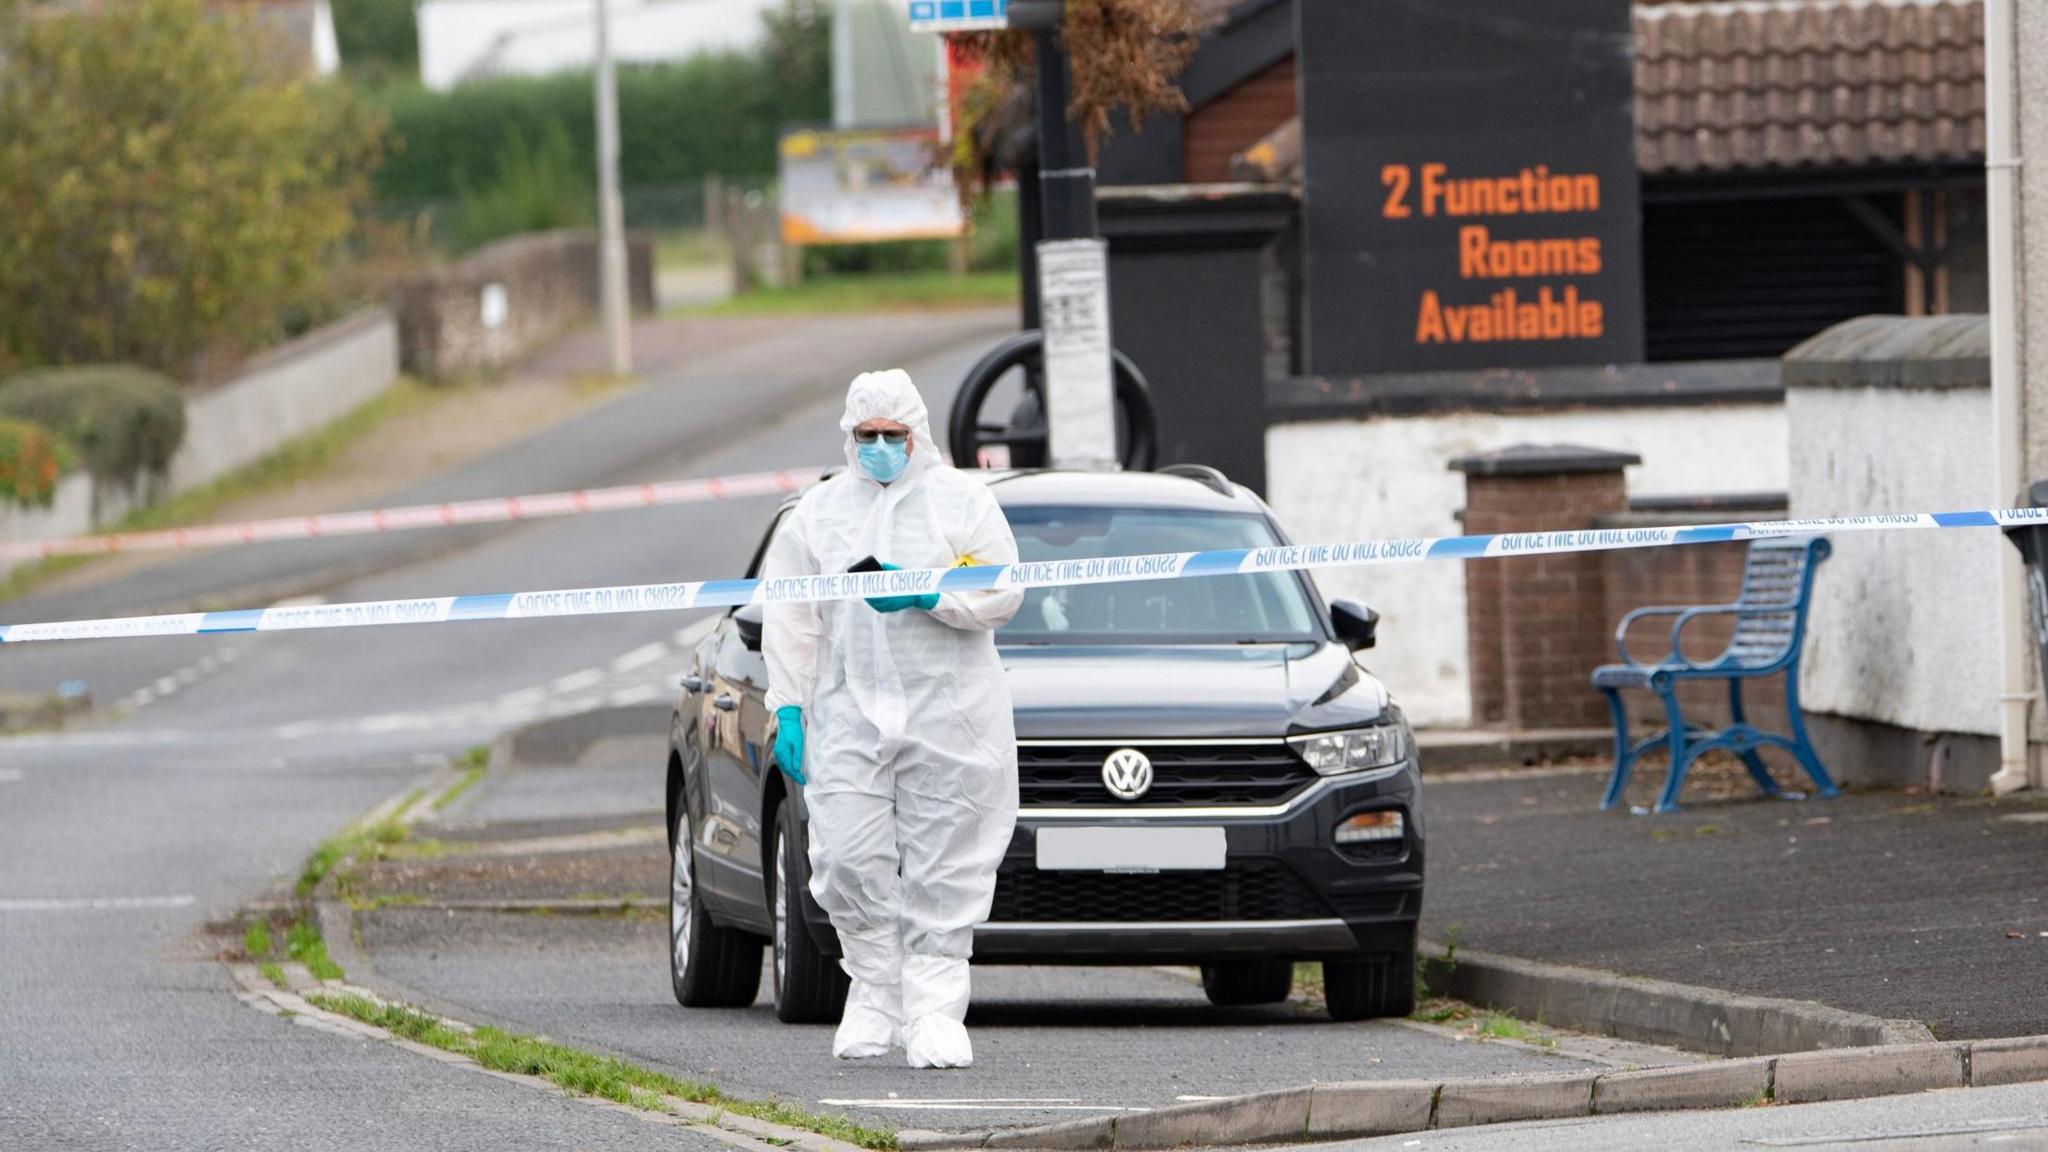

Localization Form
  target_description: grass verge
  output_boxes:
[287,919,344,982]
[684,271,1017,317]
[0,378,442,604]
[307,992,894,1149]
[434,747,490,813]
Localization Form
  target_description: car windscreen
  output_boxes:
[998,506,1320,645]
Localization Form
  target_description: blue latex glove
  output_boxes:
[864,562,940,614]
[772,705,806,786]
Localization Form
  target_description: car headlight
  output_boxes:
[1288,725,1409,776]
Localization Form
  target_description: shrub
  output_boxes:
[454,122,595,253]
[0,420,71,510]
[0,366,187,486]
[0,0,384,378]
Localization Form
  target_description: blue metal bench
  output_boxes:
[1592,536,1840,814]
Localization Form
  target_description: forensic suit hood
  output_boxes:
[762,370,1023,1068]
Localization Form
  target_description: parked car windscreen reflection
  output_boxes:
[999,506,1319,645]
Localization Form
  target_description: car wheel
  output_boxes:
[1323,929,1418,1021]
[769,801,850,1024]
[670,803,763,1008]
[1200,959,1295,1006]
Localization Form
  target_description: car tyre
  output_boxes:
[1323,931,1418,1021]
[670,803,763,1008]
[770,801,850,1024]
[1200,959,1295,1006]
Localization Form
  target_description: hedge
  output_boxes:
[0,365,187,486]
[370,55,803,210]
[0,420,70,509]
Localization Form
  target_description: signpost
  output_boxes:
[1298,0,1645,375]
[908,0,1010,33]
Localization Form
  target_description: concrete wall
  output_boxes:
[169,310,399,494]
[1264,403,1788,726]
[1789,384,1999,739]
[1781,314,2006,790]
[395,229,655,381]
[0,310,399,577]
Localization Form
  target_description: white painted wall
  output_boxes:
[1264,404,1789,727]
[1788,384,2002,738]
[419,0,777,90]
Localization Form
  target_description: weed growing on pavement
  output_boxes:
[286,920,344,982]
[433,759,488,813]
[297,814,412,898]
[307,992,897,1149]
[258,962,288,989]
[243,921,273,960]
[1475,1011,1532,1043]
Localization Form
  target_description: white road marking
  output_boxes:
[611,642,669,672]
[551,668,605,693]
[0,769,23,783]
[0,895,196,912]
[496,687,548,708]
[609,684,661,706]
[153,676,178,695]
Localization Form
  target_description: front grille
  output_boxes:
[989,859,1335,922]
[1017,742,1317,808]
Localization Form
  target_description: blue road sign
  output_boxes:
[909,0,1009,33]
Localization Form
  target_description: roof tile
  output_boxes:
[1237,0,1984,182]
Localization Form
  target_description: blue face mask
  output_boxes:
[857,439,909,484]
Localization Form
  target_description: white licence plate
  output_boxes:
[1034,826,1226,872]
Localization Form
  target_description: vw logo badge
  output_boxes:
[1101,748,1154,801]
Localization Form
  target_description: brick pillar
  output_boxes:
[1452,445,1640,730]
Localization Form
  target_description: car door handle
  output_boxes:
[679,675,705,693]
[712,694,739,712]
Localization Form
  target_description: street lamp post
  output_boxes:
[593,0,633,377]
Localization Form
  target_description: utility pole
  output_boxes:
[1012,0,1117,470]
[833,0,856,129]
[594,0,632,377]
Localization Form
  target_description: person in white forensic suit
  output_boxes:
[762,370,1023,1069]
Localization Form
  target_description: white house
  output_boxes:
[416,0,777,91]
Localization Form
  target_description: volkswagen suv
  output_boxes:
[665,466,1423,1022]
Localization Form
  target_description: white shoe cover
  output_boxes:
[832,981,902,1059]
[903,1014,973,1069]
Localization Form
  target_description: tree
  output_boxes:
[0,0,384,380]
[761,0,832,125]
[951,0,1200,201]
[331,0,421,86]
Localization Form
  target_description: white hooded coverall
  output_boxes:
[763,371,1023,1068]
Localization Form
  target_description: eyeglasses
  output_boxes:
[853,429,910,445]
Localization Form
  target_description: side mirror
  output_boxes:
[1330,599,1379,651]
[735,603,764,651]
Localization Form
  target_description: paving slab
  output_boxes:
[1422,768,2048,1040]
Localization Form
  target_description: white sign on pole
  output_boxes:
[1038,238,1119,471]
[909,0,1009,33]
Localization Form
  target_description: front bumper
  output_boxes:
[972,758,1423,964]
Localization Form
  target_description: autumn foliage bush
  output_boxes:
[0,420,71,510]
[0,0,383,380]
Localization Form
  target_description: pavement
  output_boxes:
[0,310,1013,1150]
[327,731,1623,1138]
[1419,763,2048,1041]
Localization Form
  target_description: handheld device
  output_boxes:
[847,555,883,574]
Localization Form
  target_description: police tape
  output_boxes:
[0,467,826,560]
[2,507,2038,646]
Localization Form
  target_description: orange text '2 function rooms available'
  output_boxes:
[1299,0,1644,373]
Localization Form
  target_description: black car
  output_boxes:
[665,466,1423,1023]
